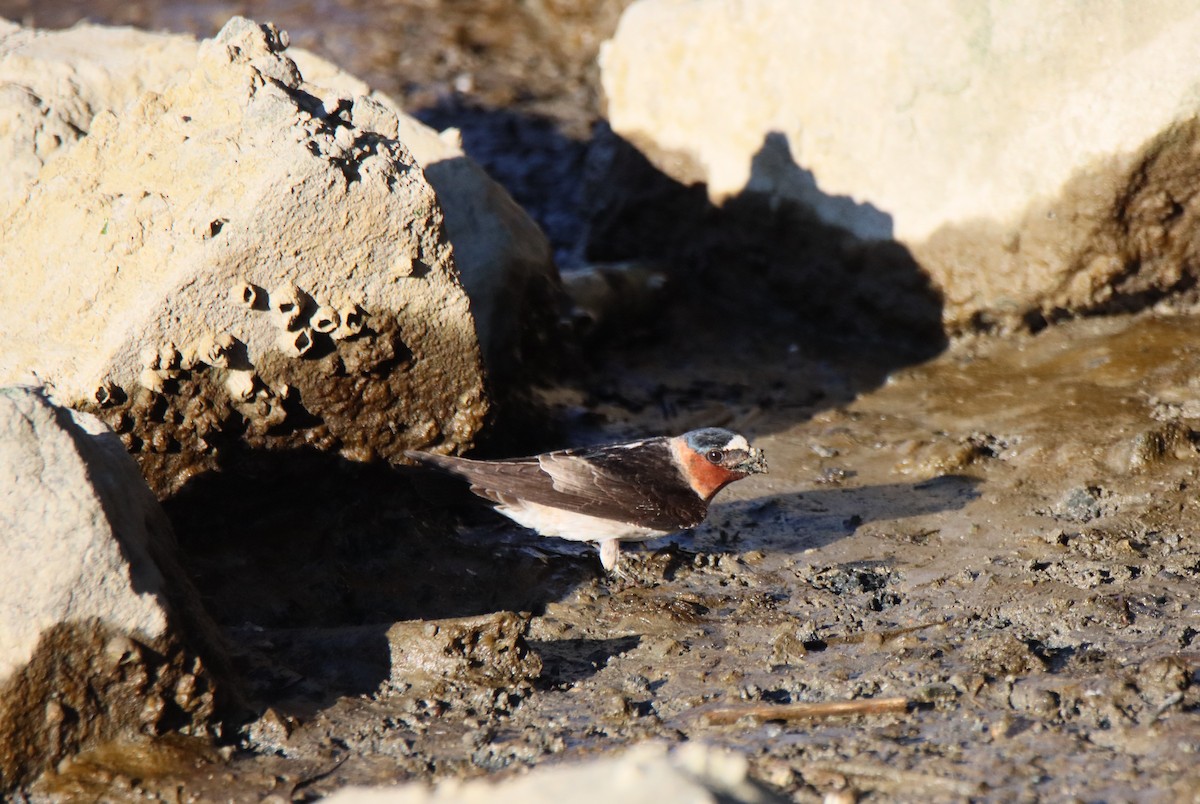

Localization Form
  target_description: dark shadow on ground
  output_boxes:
[571,122,946,357]
[578,123,944,331]
[529,636,643,688]
[162,445,597,709]
[410,102,949,451]
[163,446,594,628]
[693,475,983,554]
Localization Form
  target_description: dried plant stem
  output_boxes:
[703,695,910,725]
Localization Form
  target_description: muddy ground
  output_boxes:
[5,1,1200,801]
[27,307,1200,802]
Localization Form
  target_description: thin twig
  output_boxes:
[702,696,910,725]
[822,617,953,648]
[290,753,350,800]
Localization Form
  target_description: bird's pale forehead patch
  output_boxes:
[725,434,749,451]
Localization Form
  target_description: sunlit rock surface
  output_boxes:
[0,17,490,492]
[601,0,1200,332]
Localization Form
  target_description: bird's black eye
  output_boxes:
[706,449,724,463]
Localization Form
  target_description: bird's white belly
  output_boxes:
[495,500,672,544]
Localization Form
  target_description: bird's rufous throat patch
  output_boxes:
[672,438,742,501]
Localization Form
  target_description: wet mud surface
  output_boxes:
[32,307,1200,802]
[6,1,1200,801]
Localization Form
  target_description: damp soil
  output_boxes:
[31,307,1200,803]
[6,1,1200,801]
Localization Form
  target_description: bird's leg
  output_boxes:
[599,539,620,573]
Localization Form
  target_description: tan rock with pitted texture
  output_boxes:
[321,741,783,804]
[0,17,558,380]
[0,17,488,493]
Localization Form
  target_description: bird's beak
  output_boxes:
[737,448,768,475]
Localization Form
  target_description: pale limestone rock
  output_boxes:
[0,386,167,680]
[0,386,228,790]
[0,18,488,492]
[289,50,558,373]
[600,0,1200,331]
[0,18,196,200]
[0,18,557,376]
[322,741,783,804]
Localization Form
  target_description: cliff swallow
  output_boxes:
[406,428,767,571]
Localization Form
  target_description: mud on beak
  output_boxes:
[737,447,768,475]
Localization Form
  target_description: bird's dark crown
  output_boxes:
[683,428,743,452]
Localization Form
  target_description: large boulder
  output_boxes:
[0,17,558,381]
[0,386,235,792]
[599,0,1200,333]
[0,18,558,378]
[0,18,494,493]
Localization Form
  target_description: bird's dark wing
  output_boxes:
[406,439,709,530]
